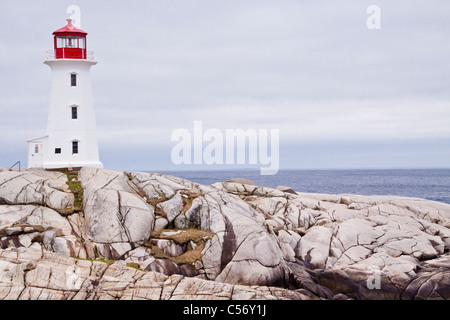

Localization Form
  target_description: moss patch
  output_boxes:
[72,257,115,265]
[180,189,203,214]
[146,228,214,268]
[150,228,213,245]
[61,170,84,214]
[67,180,83,210]
[148,241,206,267]
[126,262,144,271]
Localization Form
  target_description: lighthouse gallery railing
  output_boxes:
[46,49,95,60]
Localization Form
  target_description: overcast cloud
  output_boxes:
[0,0,449,171]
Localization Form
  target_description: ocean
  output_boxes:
[160,169,450,205]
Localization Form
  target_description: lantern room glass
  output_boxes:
[78,37,85,49]
[56,36,65,48]
[66,36,77,48]
[55,36,85,48]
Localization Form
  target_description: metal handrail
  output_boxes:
[9,161,20,171]
[46,49,95,60]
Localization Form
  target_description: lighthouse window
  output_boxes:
[71,73,77,86]
[56,36,65,48]
[71,106,78,119]
[79,37,85,49]
[72,141,79,154]
[55,148,61,154]
[66,36,77,48]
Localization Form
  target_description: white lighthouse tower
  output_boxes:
[27,17,102,169]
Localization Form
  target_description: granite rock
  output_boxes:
[0,168,449,300]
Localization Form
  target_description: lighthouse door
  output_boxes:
[34,144,43,168]
[27,141,45,168]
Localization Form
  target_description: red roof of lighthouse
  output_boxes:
[53,18,87,36]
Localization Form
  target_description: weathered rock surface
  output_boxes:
[0,247,307,300]
[80,168,155,244]
[0,167,449,300]
[0,170,74,211]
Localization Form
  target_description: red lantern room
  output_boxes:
[52,18,88,59]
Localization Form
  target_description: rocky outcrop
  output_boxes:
[218,183,450,299]
[0,170,74,211]
[0,247,308,300]
[0,167,449,300]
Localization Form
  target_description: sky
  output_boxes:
[0,0,449,172]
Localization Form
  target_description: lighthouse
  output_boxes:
[27,18,103,169]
